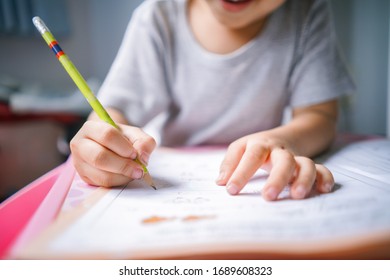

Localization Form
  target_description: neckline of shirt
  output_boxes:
[178,0,280,63]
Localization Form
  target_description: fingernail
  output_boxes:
[264,188,278,201]
[140,153,150,165]
[216,172,225,184]
[132,168,144,179]
[227,183,240,195]
[325,183,334,192]
[295,185,306,199]
[130,150,138,160]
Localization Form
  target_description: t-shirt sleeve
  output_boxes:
[97,3,171,127]
[288,0,354,108]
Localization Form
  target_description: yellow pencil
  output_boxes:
[32,16,155,189]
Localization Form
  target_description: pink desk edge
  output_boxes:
[0,158,75,259]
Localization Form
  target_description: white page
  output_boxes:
[43,140,390,258]
[318,139,390,189]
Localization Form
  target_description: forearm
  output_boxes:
[270,113,336,157]
[263,100,338,157]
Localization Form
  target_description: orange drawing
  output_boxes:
[141,216,176,224]
[182,215,216,222]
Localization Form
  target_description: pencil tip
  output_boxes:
[143,172,156,190]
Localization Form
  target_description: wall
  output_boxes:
[88,0,144,79]
[0,0,92,88]
[0,0,142,88]
[330,0,389,136]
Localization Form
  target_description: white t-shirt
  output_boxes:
[98,0,353,146]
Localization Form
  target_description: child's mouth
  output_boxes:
[221,0,253,12]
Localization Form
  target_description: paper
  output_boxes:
[20,140,390,259]
[318,139,390,188]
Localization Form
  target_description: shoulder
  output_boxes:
[280,0,330,25]
[283,0,329,14]
[132,0,183,26]
[128,0,185,46]
[279,0,333,43]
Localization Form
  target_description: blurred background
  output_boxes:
[0,0,389,200]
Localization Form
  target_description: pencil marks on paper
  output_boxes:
[141,215,216,225]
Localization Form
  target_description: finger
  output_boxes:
[290,157,316,199]
[79,121,138,159]
[75,138,144,180]
[216,141,245,186]
[262,149,296,201]
[314,164,335,193]
[74,159,134,188]
[226,144,269,195]
[121,125,157,165]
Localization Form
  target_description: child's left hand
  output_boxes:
[216,132,334,201]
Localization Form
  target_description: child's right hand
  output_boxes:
[70,120,156,187]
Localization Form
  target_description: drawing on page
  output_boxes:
[141,214,216,225]
[165,195,211,204]
[182,215,216,222]
[141,216,176,224]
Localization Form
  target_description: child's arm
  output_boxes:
[70,108,156,187]
[216,99,337,201]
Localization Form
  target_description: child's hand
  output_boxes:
[216,132,334,201]
[70,120,156,187]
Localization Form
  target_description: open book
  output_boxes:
[13,139,390,259]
